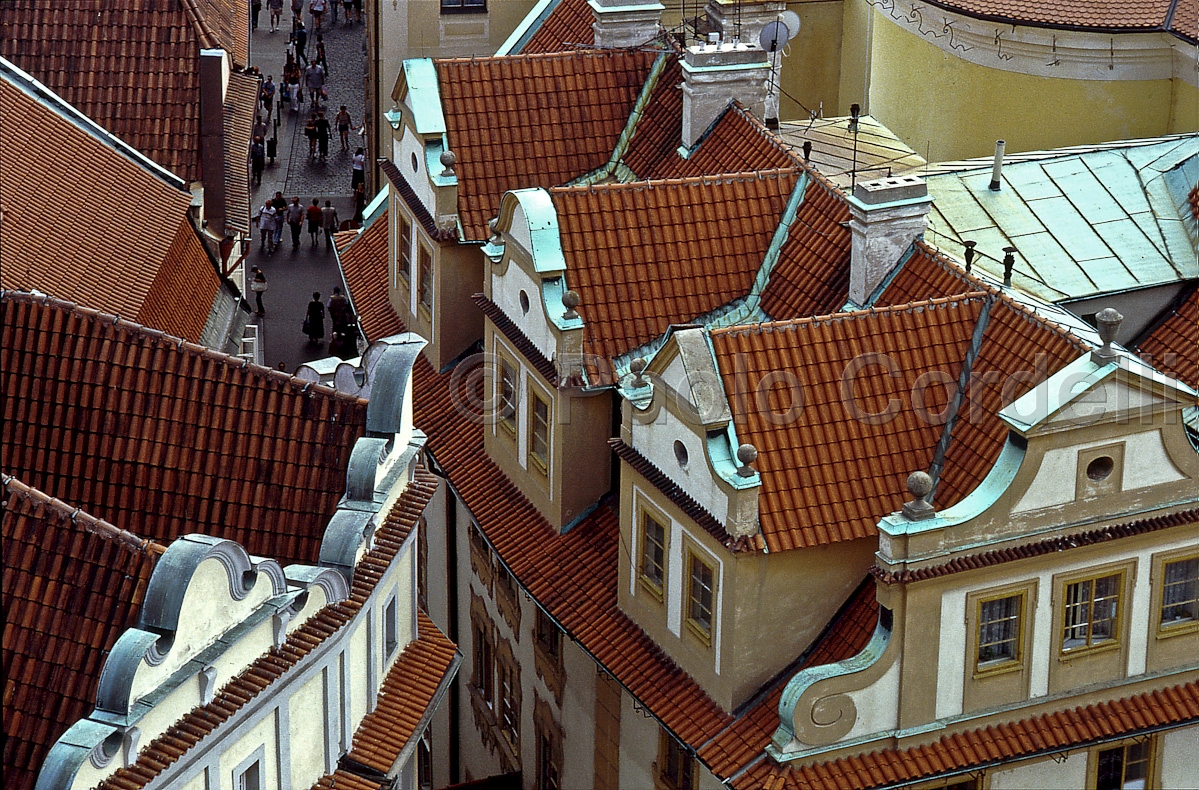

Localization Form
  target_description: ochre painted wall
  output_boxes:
[776,0,846,121]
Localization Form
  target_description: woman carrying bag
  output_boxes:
[303,292,326,344]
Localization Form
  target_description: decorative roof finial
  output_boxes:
[562,290,580,321]
[629,357,647,388]
[962,240,976,274]
[439,149,456,178]
[1091,307,1123,362]
[1002,247,1017,287]
[736,443,758,477]
[901,471,935,521]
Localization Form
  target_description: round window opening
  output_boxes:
[673,440,689,469]
[1086,456,1114,482]
[519,290,530,314]
[411,152,419,172]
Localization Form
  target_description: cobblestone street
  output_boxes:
[247,3,367,372]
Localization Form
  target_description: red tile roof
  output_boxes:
[336,210,407,341]
[341,611,459,774]
[759,171,853,320]
[922,0,1183,37]
[1174,0,1199,41]
[0,0,250,183]
[554,169,798,361]
[99,471,442,790]
[659,102,801,178]
[434,50,658,240]
[1136,284,1199,389]
[709,296,986,552]
[2,477,165,790]
[620,53,685,177]
[745,680,1199,790]
[223,71,260,234]
[521,0,595,54]
[1,291,368,569]
[0,73,223,343]
[312,772,383,790]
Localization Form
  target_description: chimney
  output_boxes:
[199,50,228,237]
[988,139,1005,191]
[681,39,769,147]
[703,0,787,120]
[847,175,933,305]
[590,0,664,48]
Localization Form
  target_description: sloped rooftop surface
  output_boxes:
[745,679,1199,789]
[336,209,406,341]
[660,102,801,178]
[924,137,1199,302]
[435,49,657,240]
[1,291,368,568]
[223,70,260,234]
[2,477,164,790]
[554,169,798,361]
[1136,284,1199,389]
[99,471,444,789]
[0,0,249,182]
[519,0,593,54]
[710,297,985,552]
[776,115,926,190]
[922,0,1192,40]
[0,66,222,343]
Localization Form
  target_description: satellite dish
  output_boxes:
[759,21,789,52]
[780,11,801,37]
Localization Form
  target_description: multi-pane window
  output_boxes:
[384,595,399,658]
[537,729,561,790]
[441,0,485,10]
[535,608,561,662]
[474,624,493,708]
[417,731,433,790]
[417,516,428,611]
[1160,556,1198,629]
[1062,573,1121,652]
[1096,740,1151,790]
[659,732,695,790]
[398,215,412,283]
[687,552,715,644]
[499,657,519,750]
[498,358,518,436]
[529,391,549,473]
[237,761,261,790]
[977,593,1022,669]
[640,512,667,599]
[418,245,433,311]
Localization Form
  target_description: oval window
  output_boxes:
[519,290,530,314]
[411,152,419,172]
[674,440,689,469]
[1086,456,1114,482]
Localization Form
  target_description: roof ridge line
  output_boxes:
[0,289,369,406]
[711,291,991,339]
[178,0,221,51]
[2,473,166,557]
[434,45,662,65]
[554,166,800,194]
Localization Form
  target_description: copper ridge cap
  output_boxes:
[710,291,992,339]
[2,473,167,557]
[551,167,801,194]
[0,289,368,406]
[433,45,666,65]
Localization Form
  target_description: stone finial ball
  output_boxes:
[630,357,647,374]
[907,471,933,499]
[562,290,580,310]
[737,443,758,466]
[1095,307,1123,345]
[440,149,457,168]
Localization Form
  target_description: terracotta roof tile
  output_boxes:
[2,477,164,790]
[654,102,801,179]
[336,210,407,341]
[619,54,685,177]
[99,472,442,789]
[379,160,458,242]
[921,0,1178,35]
[435,50,658,240]
[0,74,222,343]
[1173,0,1199,40]
[0,0,249,182]
[710,296,987,552]
[760,171,853,320]
[1,291,368,569]
[555,170,798,361]
[521,0,595,54]
[342,611,458,774]
[223,71,259,233]
[312,771,383,790]
[741,680,1199,790]
[1137,284,1199,389]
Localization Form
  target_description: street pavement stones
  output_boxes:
[248,4,366,373]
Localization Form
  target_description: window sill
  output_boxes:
[639,576,665,604]
[972,658,1024,679]
[441,4,487,13]
[1155,619,1198,640]
[685,618,713,648]
[1058,639,1120,661]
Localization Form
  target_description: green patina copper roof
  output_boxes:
[400,59,445,136]
[924,137,1199,302]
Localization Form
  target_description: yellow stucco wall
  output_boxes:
[1169,78,1199,133]
[777,0,846,121]
[219,713,277,788]
[861,6,1186,160]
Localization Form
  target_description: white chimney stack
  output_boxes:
[988,139,1005,191]
[681,40,769,148]
[847,175,933,305]
[590,0,664,49]
[703,0,787,120]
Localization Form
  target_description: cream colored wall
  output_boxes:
[863,6,1182,161]
[290,672,328,787]
[1170,79,1199,133]
[988,750,1088,789]
[219,713,277,788]
[179,771,207,790]
[349,611,372,731]
[617,690,659,790]
[776,0,845,121]
[559,638,598,790]
[1160,725,1199,789]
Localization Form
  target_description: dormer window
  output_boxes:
[1062,572,1122,653]
[529,391,550,476]
[1160,556,1198,631]
[418,244,433,313]
[686,552,715,646]
[639,511,667,602]
[398,215,412,284]
[498,358,518,437]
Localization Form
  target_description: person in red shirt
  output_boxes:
[306,198,323,248]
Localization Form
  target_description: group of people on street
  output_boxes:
[257,193,340,254]
[304,287,358,355]
[253,0,360,32]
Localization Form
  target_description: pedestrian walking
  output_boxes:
[321,200,339,247]
[271,192,288,247]
[291,21,308,65]
[305,62,325,109]
[249,267,268,315]
[336,106,355,151]
[351,147,365,190]
[251,0,262,29]
[260,76,276,118]
[307,198,323,247]
[304,292,326,344]
[253,114,268,142]
[268,0,283,30]
[329,0,338,25]
[327,287,351,332]
[341,0,353,24]
[315,34,328,76]
[250,136,266,186]
[285,61,302,112]
[286,197,305,249]
[309,0,327,31]
[351,0,362,22]
[304,112,319,160]
[352,182,366,225]
[316,111,331,162]
[256,201,278,253]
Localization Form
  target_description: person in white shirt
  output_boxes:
[256,202,278,254]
